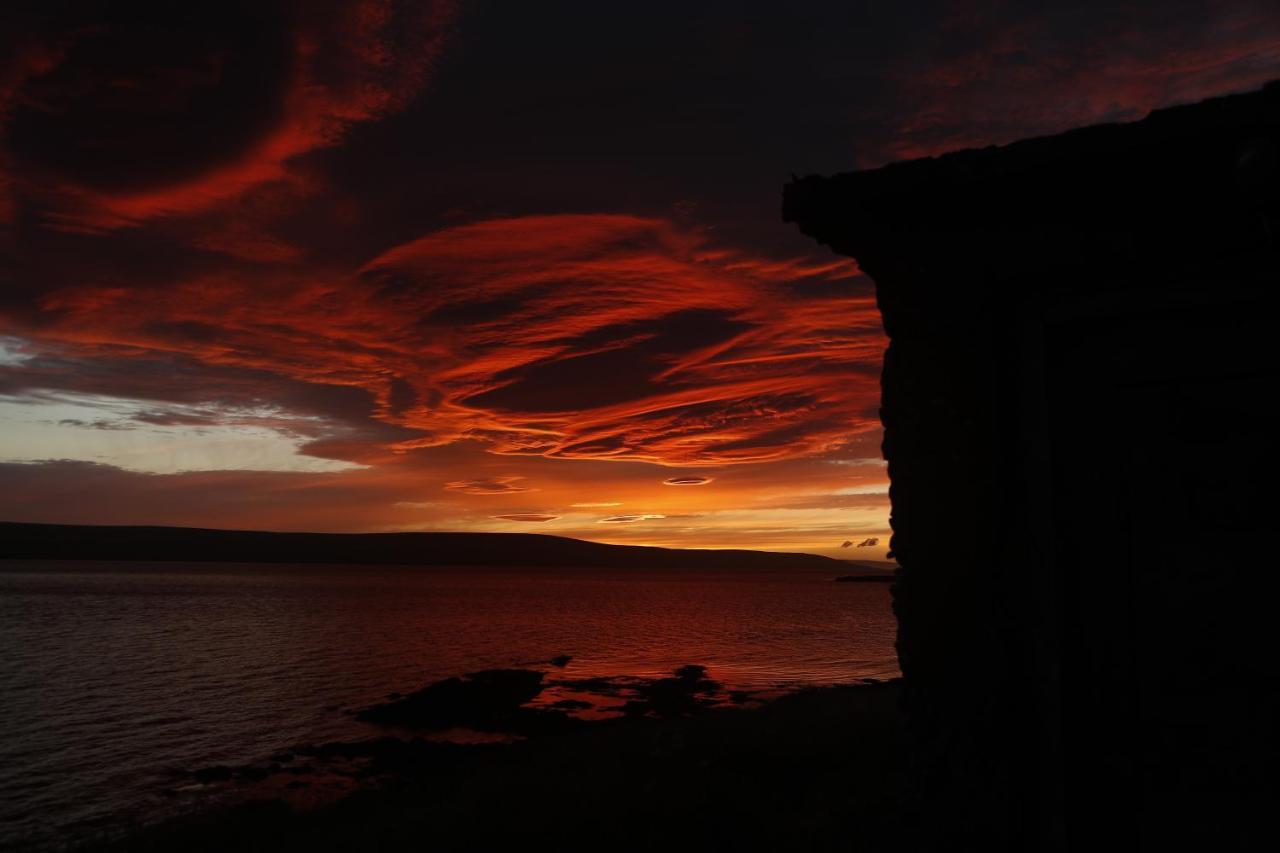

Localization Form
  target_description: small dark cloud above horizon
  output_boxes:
[664,476,714,486]
[56,418,134,431]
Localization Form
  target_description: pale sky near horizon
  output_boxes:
[3,1,1277,558]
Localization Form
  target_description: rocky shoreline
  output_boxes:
[79,669,910,852]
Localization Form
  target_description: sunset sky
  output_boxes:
[2,1,1277,558]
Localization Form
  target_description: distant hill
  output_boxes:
[838,559,898,575]
[0,522,848,571]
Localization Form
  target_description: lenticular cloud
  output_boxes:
[9,214,883,468]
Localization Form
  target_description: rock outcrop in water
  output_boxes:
[357,669,572,734]
[620,665,722,717]
[139,680,907,853]
[356,664,741,736]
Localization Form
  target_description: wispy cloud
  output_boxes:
[598,514,666,524]
[8,214,882,468]
[491,513,559,523]
[0,1,456,230]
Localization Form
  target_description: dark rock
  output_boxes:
[549,654,572,667]
[547,698,592,711]
[310,737,406,760]
[674,664,707,682]
[357,669,546,730]
[238,765,270,782]
[191,765,233,784]
[623,665,721,718]
[504,707,585,737]
[553,675,631,695]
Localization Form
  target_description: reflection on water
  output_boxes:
[0,561,898,847]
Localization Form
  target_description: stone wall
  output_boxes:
[785,81,1279,849]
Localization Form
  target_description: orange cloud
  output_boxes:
[598,514,666,524]
[0,447,895,558]
[14,214,882,468]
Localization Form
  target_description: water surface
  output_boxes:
[0,560,898,847]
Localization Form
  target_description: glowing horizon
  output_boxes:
[3,1,1276,560]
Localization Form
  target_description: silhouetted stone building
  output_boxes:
[786,83,1278,850]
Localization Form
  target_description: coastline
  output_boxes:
[3,564,898,851]
[0,523,852,572]
[79,678,910,852]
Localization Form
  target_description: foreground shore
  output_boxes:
[83,678,911,852]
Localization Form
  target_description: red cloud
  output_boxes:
[0,1,454,230]
[10,214,881,468]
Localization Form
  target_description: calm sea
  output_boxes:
[0,560,898,848]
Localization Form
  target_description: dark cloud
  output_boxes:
[491,513,559,523]
[0,341,427,466]
[7,4,293,195]
[663,476,714,486]
[0,0,456,228]
[54,418,133,431]
[0,459,397,530]
[873,0,1280,164]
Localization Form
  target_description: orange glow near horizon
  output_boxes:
[3,1,1277,560]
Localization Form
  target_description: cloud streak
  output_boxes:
[598,514,666,524]
[1,1,455,230]
[6,214,882,468]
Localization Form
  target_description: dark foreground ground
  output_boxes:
[82,679,913,853]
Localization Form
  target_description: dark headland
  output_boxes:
[0,521,848,572]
